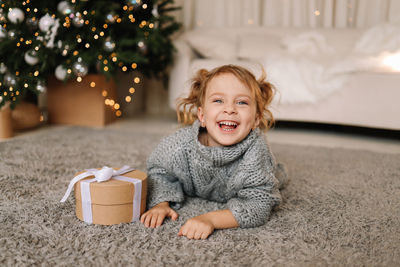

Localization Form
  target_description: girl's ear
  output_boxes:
[197,107,205,127]
[253,114,260,130]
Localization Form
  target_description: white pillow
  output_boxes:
[185,30,237,60]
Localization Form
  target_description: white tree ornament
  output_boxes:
[7,8,25,24]
[24,51,39,65]
[55,65,68,80]
[39,14,56,32]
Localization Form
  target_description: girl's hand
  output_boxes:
[140,202,178,228]
[178,214,215,240]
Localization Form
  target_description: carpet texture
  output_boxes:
[0,124,399,266]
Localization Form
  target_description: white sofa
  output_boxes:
[168,0,400,130]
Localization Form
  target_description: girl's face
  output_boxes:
[197,73,259,147]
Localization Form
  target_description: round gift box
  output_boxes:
[74,169,147,225]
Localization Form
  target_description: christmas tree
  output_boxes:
[0,0,181,110]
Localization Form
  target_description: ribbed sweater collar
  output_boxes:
[191,120,259,166]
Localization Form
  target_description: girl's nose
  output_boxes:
[223,103,237,114]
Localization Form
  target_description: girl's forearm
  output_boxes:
[202,209,239,229]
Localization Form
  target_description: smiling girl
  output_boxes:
[140,65,287,240]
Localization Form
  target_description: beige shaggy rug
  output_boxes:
[0,123,399,266]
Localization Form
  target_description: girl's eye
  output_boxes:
[237,101,248,105]
[213,99,223,103]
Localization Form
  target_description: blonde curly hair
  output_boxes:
[176,64,276,130]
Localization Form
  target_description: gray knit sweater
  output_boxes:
[146,120,282,228]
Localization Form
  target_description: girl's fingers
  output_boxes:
[150,214,159,228]
[144,213,152,228]
[194,231,202,240]
[180,224,188,237]
[169,209,179,221]
[140,211,150,224]
[186,228,195,239]
[155,214,165,227]
[200,232,209,240]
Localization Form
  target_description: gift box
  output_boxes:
[47,74,117,127]
[0,103,13,139]
[60,166,147,225]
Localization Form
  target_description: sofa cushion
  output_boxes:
[184,29,237,60]
[237,28,364,62]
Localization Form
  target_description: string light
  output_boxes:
[114,103,120,109]
[116,110,122,117]
[90,82,96,87]
[102,90,108,97]
[77,77,82,82]
[125,96,132,102]
[122,66,127,71]
[131,63,137,69]
[134,77,140,83]
[129,87,135,94]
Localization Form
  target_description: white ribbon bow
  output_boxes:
[60,165,142,224]
[60,165,134,202]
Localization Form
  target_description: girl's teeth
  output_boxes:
[219,121,238,131]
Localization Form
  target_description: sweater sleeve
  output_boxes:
[227,138,282,228]
[146,131,187,209]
